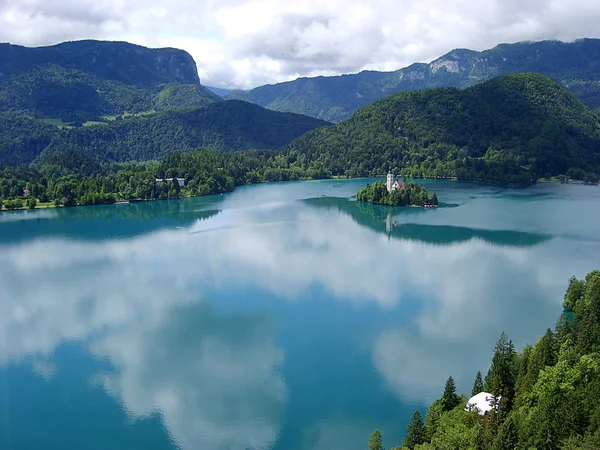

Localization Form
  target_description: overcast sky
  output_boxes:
[1,0,599,89]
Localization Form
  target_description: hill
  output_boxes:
[227,39,600,122]
[284,73,600,185]
[0,40,221,122]
[0,100,330,165]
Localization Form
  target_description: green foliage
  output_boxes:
[441,376,461,412]
[369,429,385,450]
[356,181,438,207]
[375,271,600,450]
[402,411,426,449]
[472,371,485,396]
[286,73,600,186]
[0,144,337,207]
[565,275,587,311]
[233,38,600,121]
[491,415,518,450]
[0,40,218,122]
[484,332,518,414]
[0,100,329,165]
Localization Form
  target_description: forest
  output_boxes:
[285,73,600,186]
[0,147,333,209]
[356,181,438,207]
[0,101,329,166]
[368,271,600,450]
[2,74,600,210]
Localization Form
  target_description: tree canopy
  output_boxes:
[369,270,600,450]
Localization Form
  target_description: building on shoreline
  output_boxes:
[155,178,185,188]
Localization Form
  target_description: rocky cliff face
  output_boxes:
[0,40,201,86]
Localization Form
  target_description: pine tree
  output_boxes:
[555,312,573,346]
[513,345,532,407]
[441,376,460,411]
[369,429,384,450]
[402,410,426,449]
[485,332,517,412]
[472,371,485,396]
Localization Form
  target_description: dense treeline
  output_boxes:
[0,100,330,165]
[369,271,600,450]
[0,147,336,209]
[356,181,438,206]
[285,73,600,186]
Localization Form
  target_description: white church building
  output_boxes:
[386,170,405,192]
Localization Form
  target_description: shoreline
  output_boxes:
[1,175,597,213]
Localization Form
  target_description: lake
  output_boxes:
[1,179,599,450]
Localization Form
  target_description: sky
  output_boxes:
[1,0,600,89]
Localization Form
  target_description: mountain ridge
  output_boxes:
[0,40,221,122]
[227,38,600,122]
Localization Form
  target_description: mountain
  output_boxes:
[0,100,330,165]
[284,73,600,185]
[227,38,600,122]
[0,40,221,123]
[205,86,240,97]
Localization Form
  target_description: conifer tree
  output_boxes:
[513,345,532,407]
[369,429,384,450]
[472,371,485,396]
[485,332,517,412]
[402,410,426,449]
[441,376,460,411]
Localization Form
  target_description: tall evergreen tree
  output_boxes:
[402,410,426,449]
[513,344,532,407]
[555,312,573,346]
[514,331,557,410]
[472,371,485,396]
[575,271,600,354]
[563,275,585,311]
[441,376,461,411]
[369,429,384,450]
[485,332,518,413]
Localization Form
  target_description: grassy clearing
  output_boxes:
[39,117,75,129]
[102,110,157,121]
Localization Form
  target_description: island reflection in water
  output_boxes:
[2,181,599,450]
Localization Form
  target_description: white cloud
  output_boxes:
[1,0,599,88]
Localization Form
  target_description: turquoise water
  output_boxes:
[1,179,599,450]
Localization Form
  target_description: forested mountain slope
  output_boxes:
[284,73,600,185]
[0,40,221,122]
[228,39,600,122]
[0,100,330,165]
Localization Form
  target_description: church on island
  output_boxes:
[386,170,405,192]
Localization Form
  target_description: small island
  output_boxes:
[356,171,439,207]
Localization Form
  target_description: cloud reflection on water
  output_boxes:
[1,192,597,449]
